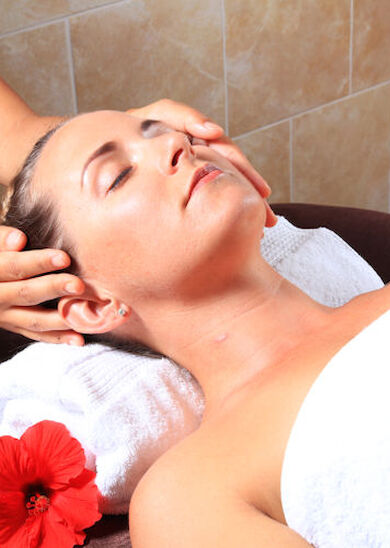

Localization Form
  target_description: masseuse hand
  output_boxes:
[0,225,85,345]
[127,99,278,228]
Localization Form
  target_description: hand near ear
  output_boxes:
[0,225,85,345]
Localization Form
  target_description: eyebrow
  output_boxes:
[80,119,163,188]
[81,141,116,188]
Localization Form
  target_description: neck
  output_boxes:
[124,257,334,422]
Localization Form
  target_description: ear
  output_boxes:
[58,293,131,334]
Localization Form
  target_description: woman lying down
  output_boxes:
[4,109,390,547]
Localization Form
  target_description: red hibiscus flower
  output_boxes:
[0,420,102,547]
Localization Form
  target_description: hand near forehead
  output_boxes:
[0,97,278,345]
[127,99,278,228]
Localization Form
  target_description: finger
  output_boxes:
[0,273,85,308]
[243,161,272,199]
[264,200,279,228]
[1,306,70,332]
[206,139,277,227]
[0,249,72,282]
[128,99,224,138]
[225,149,278,226]
[210,140,271,198]
[0,226,27,251]
[209,140,272,198]
[192,137,208,146]
[6,326,84,345]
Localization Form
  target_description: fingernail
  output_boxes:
[52,253,68,268]
[203,121,224,132]
[193,122,223,133]
[65,282,80,294]
[6,231,23,248]
[67,337,83,346]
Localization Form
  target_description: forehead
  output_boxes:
[34,110,140,190]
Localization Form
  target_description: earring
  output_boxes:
[118,308,126,317]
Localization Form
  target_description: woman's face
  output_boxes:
[35,110,267,306]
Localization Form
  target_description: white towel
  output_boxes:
[0,215,384,514]
[281,309,390,547]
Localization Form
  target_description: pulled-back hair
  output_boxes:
[3,123,165,359]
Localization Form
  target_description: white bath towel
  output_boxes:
[281,309,390,547]
[0,215,384,514]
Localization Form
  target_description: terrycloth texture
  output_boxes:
[0,216,384,514]
[0,345,203,514]
[281,309,390,548]
[261,216,384,305]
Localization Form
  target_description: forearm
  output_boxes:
[0,77,67,186]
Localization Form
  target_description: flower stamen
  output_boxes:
[26,492,50,516]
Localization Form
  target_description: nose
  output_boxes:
[158,131,195,175]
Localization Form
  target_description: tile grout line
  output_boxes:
[220,0,229,136]
[349,0,354,95]
[388,170,390,214]
[232,77,390,141]
[0,0,127,40]
[289,119,294,202]
[65,18,78,114]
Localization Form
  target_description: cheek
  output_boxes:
[73,196,181,291]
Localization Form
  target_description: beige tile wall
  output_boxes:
[0,0,389,212]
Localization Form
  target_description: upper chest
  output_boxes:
[174,289,390,524]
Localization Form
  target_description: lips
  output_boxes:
[186,164,223,206]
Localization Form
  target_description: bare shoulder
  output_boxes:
[374,281,390,298]
[328,284,390,347]
[128,430,204,542]
[382,282,390,300]
[129,434,311,548]
[337,281,389,323]
[351,282,390,314]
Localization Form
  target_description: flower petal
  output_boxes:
[24,513,45,548]
[51,469,102,532]
[0,436,34,492]
[21,421,85,489]
[0,511,43,548]
[0,490,27,543]
[40,505,86,548]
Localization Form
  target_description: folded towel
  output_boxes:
[260,216,384,306]
[281,309,390,547]
[0,344,203,514]
[0,215,384,514]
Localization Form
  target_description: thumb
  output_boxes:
[186,119,225,139]
[0,226,27,251]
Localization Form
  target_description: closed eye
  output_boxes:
[108,167,132,193]
[108,133,192,193]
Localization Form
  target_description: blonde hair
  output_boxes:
[0,183,14,223]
